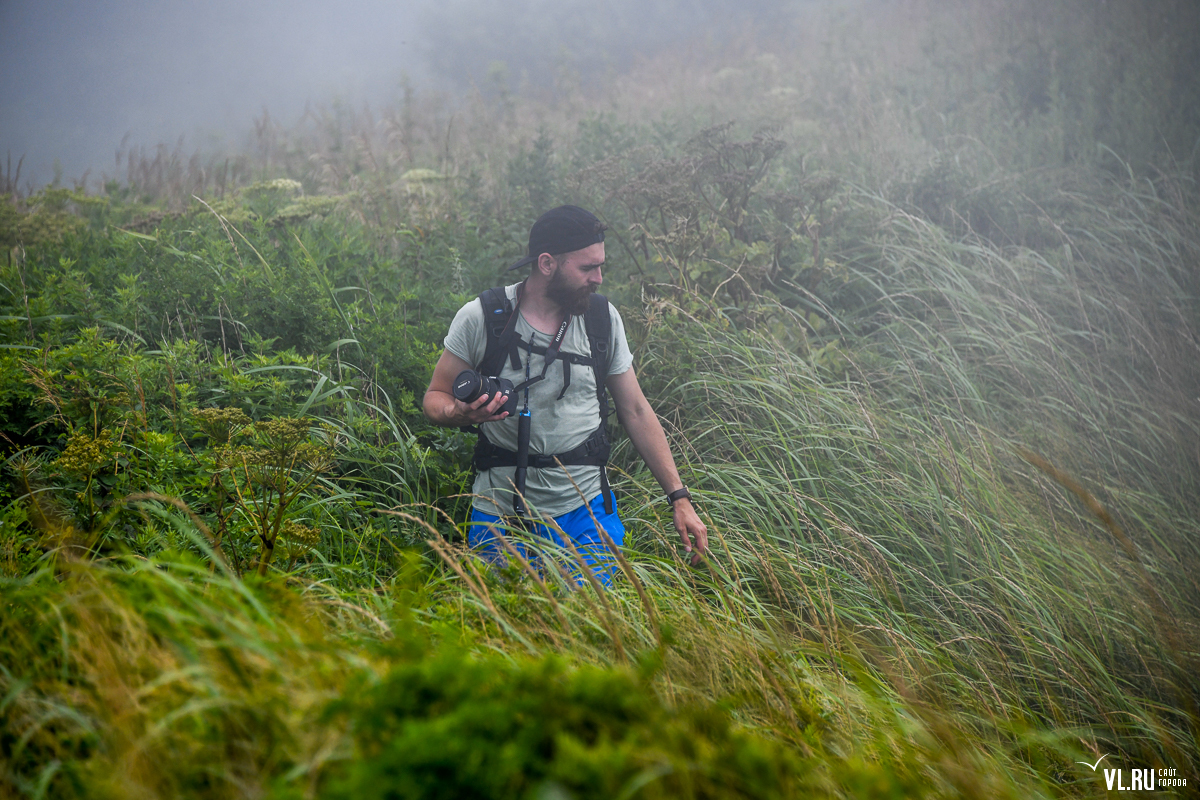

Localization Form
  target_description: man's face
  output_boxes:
[546,242,605,315]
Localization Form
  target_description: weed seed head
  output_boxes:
[54,429,117,477]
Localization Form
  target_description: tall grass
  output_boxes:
[621,303,1197,765]
[1,535,1077,798]
[850,174,1200,506]
[597,174,1200,774]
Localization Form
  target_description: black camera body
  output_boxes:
[453,369,517,416]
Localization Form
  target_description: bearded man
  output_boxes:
[423,205,707,584]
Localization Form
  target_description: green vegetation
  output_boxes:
[2,1,1198,797]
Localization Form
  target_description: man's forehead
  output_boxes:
[561,241,605,266]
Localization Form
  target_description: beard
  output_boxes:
[547,269,596,316]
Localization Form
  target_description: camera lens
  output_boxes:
[452,370,483,402]
[478,375,500,399]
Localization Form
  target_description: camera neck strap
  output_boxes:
[512,312,572,397]
[511,288,571,519]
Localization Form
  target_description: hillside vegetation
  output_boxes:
[2,1,1198,797]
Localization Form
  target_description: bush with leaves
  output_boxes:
[305,650,817,800]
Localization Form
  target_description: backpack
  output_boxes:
[471,286,615,515]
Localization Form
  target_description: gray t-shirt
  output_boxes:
[444,283,634,518]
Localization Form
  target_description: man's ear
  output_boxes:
[535,252,557,277]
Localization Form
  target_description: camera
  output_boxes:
[453,369,517,416]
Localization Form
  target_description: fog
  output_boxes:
[0,0,428,188]
[0,0,790,190]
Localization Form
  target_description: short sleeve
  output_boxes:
[443,298,486,367]
[607,304,634,376]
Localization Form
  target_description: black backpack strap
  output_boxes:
[474,423,610,471]
[477,286,521,377]
[458,287,512,434]
[556,358,571,400]
[584,293,612,407]
[584,294,614,514]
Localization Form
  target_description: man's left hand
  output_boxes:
[672,499,708,566]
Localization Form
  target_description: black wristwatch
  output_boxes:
[665,487,692,508]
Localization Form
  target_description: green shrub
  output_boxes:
[316,651,814,800]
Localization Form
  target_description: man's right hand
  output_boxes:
[451,390,510,426]
[423,350,512,427]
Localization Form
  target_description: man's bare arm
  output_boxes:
[607,367,708,564]
[423,350,510,427]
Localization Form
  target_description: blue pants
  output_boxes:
[467,493,626,587]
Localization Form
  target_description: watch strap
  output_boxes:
[665,487,691,507]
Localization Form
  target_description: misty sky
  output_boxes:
[1,0,797,190]
[0,0,429,188]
